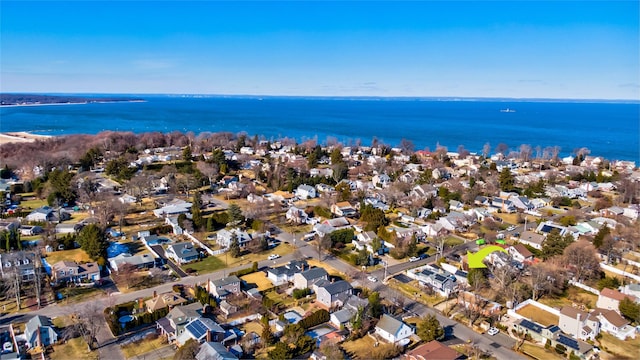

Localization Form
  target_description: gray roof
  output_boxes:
[25,315,53,338]
[376,314,406,335]
[300,267,328,280]
[331,307,357,324]
[169,242,198,259]
[212,275,241,287]
[196,342,238,360]
[319,280,352,296]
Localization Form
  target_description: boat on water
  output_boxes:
[500,108,516,113]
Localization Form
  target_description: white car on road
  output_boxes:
[409,256,420,262]
[268,254,280,260]
[487,327,499,336]
[367,276,377,282]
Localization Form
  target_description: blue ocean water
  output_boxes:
[1,96,638,162]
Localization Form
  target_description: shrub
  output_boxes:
[293,288,311,299]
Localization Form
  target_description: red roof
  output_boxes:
[600,287,628,301]
[404,340,463,360]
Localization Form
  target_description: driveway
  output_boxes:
[150,244,188,277]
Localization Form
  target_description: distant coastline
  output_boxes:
[0,93,145,107]
[0,131,52,145]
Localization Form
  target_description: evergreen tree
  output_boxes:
[78,224,108,262]
[499,167,515,191]
[592,226,610,248]
[368,291,383,318]
[191,193,203,229]
[227,204,244,225]
[417,314,445,341]
[229,234,241,258]
[541,229,574,259]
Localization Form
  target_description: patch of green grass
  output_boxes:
[19,197,47,210]
[59,286,103,304]
[444,236,464,247]
[183,255,225,274]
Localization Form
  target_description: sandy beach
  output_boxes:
[0,132,52,145]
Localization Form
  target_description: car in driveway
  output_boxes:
[487,327,499,336]
[409,256,420,262]
[506,225,516,231]
[267,254,280,260]
[367,276,377,282]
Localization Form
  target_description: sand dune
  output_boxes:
[0,132,52,145]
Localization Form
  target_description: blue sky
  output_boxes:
[1,1,638,99]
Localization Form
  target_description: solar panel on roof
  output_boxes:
[557,334,579,350]
[186,319,208,339]
[520,319,542,333]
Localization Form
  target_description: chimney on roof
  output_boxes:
[206,329,212,343]
[153,290,157,298]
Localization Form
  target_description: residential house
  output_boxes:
[196,342,238,360]
[166,242,199,264]
[374,314,415,343]
[457,291,502,317]
[592,308,636,340]
[55,222,82,234]
[508,244,534,264]
[421,222,446,237]
[403,340,464,360]
[513,319,561,344]
[518,231,545,250]
[413,266,456,297]
[558,306,600,341]
[295,184,317,199]
[596,288,632,313]
[0,221,18,232]
[19,225,43,236]
[176,318,225,346]
[293,267,329,291]
[26,206,70,222]
[372,174,391,188]
[146,291,187,313]
[216,228,252,248]
[536,221,570,237]
[329,295,368,328]
[52,261,100,283]
[153,200,192,218]
[109,253,155,272]
[24,315,58,348]
[409,184,436,200]
[331,202,357,217]
[316,280,353,308]
[266,260,308,286]
[286,206,308,224]
[0,251,36,281]
[208,276,241,299]
[510,196,535,211]
[156,302,204,342]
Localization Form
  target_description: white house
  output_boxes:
[295,184,317,199]
[558,306,600,341]
[286,206,308,224]
[374,314,414,343]
[596,288,631,313]
[593,308,636,340]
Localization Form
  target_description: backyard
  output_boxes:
[44,248,92,265]
[341,335,399,360]
[241,271,274,291]
[120,335,168,359]
[519,343,564,360]
[597,332,640,360]
[515,304,559,327]
[50,337,98,360]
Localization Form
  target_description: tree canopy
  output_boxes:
[417,314,445,342]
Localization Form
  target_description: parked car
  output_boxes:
[409,256,420,262]
[268,254,280,260]
[487,327,499,336]
[367,276,377,282]
[506,225,516,231]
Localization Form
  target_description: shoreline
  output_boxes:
[0,132,53,145]
[0,100,146,108]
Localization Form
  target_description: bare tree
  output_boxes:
[73,300,104,350]
[519,144,532,162]
[482,142,491,158]
[563,241,601,282]
[316,235,332,261]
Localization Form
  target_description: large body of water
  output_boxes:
[1,96,638,162]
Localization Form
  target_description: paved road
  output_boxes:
[281,233,527,360]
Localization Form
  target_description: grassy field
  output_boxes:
[598,332,640,360]
[120,336,168,358]
[241,271,274,291]
[538,286,598,310]
[50,337,98,360]
[387,278,443,306]
[520,343,564,360]
[44,248,92,264]
[515,304,559,327]
[19,197,48,210]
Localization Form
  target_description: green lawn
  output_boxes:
[183,255,225,274]
[19,197,47,210]
[444,236,464,247]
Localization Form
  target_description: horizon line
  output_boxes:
[1,92,639,103]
